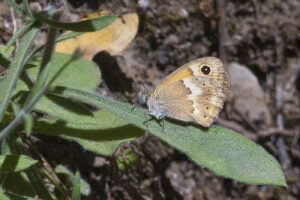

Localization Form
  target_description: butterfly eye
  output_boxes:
[201,65,211,75]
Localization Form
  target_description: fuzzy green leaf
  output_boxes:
[1,171,44,200]
[0,155,37,173]
[35,14,117,32]
[116,149,138,170]
[34,110,144,155]
[71,171,81,200]
[0,189,10,200]
[51,87,286,186]
[13,52,101,123]
[26,52,101,90]
[0,26,39,122]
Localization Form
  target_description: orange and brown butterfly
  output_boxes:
[146,57,229,127]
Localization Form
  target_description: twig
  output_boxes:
[216,119,257,141]
[259,128,293,137]
[217,119,294,141]
[291,127,300,158]
[232,107,259,132]
[275,68,300,189]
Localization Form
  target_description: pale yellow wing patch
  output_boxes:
[155,57,224,92]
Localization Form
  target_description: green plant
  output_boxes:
[0,1,286,199]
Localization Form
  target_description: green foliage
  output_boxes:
[116,149,138,170]
[0,155,37,173]
[71,171,81,200]
[34,110,143,155]
[0,25,39,122]
[0,1,286,200]
[35,13,117,32]
[50,86,286,186]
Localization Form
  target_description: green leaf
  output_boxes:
[52,87,286,186]
[13,52,101,123]
[14,92,98,125]
[0,191,37,200]
[55,165,90,196]
[24,114,33,136]
[35,14,117,32]
[25,167,53,200]
[35,95,98,124]
[5,21,35,50]
[0,189,10,200]
[0,133,28,156]
[0,52,10,68]
[0,44,14,57]
[1,138,11,155]
[24,21,58,105]
[0,155,37,173]
[5,0,27,15]
[71,171,81,200]
[1,171,41,199]
[15,52,101,92]
[34,110,144,155]
[0,25,39,123]
[56,31,83,43]
[0,51,81,140]
[116,149,138,170]
[26,52,101,90]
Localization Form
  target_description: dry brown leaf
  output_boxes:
[55,12,139,60]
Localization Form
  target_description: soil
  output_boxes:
[0,0,300,199]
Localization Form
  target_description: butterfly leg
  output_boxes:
[161,118,165,133]
[143,112,154,128]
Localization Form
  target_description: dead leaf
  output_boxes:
[55,12,139,59]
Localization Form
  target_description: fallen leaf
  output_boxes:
[55,12,139,59]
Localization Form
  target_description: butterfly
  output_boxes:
[147,57,229,127]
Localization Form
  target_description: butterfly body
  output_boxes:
[147,57,229,127]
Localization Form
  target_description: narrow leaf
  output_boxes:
[35,14,117,32]
[5,21,34,50]
[71,171,81,200]
[24,20,58,105]
[56,31,83,42]
[0,26,39,122]
[0,155,37,173]
[1,138,11,155]
[24,114,33,136]
[26,167,53,200]
[5,0,27,15]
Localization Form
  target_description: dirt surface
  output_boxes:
[1,0,300,199]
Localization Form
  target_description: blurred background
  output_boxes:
[0,0,299,199]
